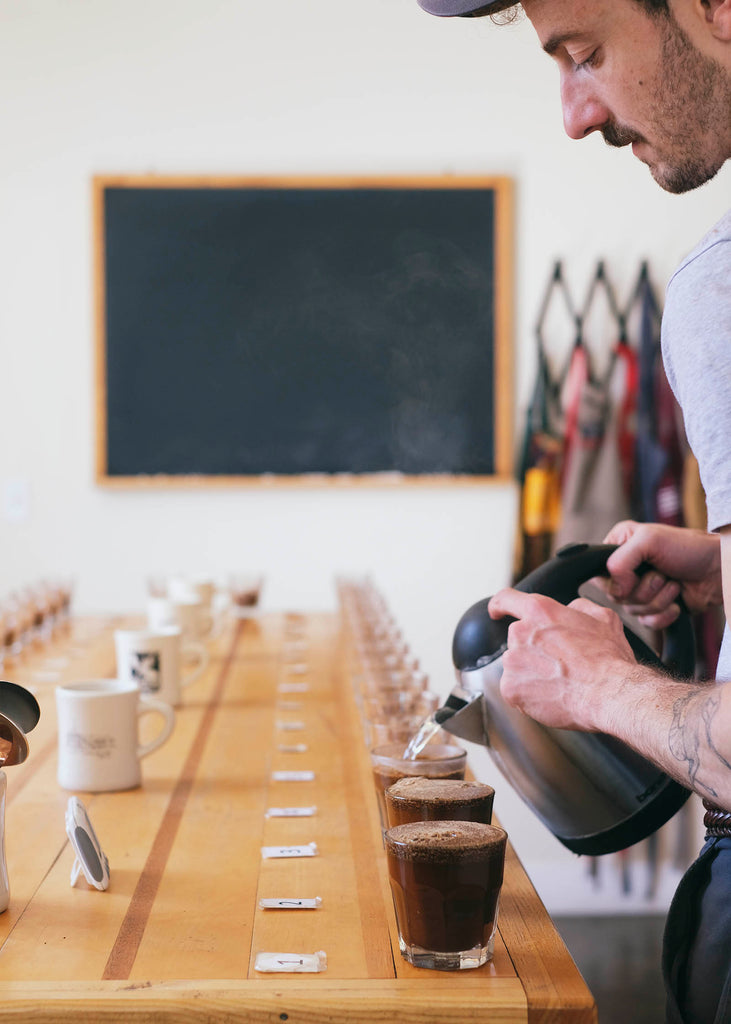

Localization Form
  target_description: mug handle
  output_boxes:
[181,642,209,688]
[201,610,225,641]
[137,697,175,760]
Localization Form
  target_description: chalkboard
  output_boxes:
[94,176,513,484]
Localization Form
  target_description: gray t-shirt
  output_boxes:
[661,209,731,680]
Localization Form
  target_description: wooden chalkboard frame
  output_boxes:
[94,174,513,487]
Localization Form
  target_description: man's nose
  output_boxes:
[560,74,610,140]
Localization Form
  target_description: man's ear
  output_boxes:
[701,0,731,40]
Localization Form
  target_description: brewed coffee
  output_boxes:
[385,820,507,970]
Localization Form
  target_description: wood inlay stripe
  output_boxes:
[102,623,242,980]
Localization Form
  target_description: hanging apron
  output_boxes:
[553,341,638,551]
[515,344,563,578]
[634,271,668,521]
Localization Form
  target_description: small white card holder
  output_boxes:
[65,797,110,891]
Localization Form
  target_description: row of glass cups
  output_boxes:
[337,576,508,973]
[0,579,74,668]
[337,576,441,749]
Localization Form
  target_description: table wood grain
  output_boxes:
[0,611,596,1023]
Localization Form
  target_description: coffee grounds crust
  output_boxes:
[385,820,507,864]
[387,776,494,805]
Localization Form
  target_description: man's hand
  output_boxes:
[486,589,641,734]
[603,521,722,629]
[487,524,731,806]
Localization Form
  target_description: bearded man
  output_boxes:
[417,2,731,1021]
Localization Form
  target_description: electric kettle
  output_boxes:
[436,542,695,855]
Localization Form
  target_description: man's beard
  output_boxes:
[600,15,730,194]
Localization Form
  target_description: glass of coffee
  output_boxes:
[385,819,508,970]
[227,574,263,617]
[385,777,495,829]
[370,741,467,831]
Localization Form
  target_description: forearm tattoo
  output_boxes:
[669,688,731,798]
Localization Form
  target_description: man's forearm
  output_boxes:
[606,669,731,810]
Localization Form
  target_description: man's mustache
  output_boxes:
[602,122,644,148]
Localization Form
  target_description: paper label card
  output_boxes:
[265,806,317,818]
[255,951,326,973]
[261,843,318,859]
[259,897,322,910]
[283,639,309,652]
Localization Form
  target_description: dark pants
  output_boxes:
[664,836,731,1023]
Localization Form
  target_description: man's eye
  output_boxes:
[576,49,599,69]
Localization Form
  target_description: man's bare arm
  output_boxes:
[489,523,731,810]
[651,525,731,804]
[600,666,731,807]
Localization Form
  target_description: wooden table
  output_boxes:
[0,611,596,1022]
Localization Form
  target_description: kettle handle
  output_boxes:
[452,542,695,678]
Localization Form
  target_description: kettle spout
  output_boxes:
[434,686,488,747]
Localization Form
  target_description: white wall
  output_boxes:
[1,0,728,911]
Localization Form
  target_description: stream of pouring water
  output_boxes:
[402,713,442,760]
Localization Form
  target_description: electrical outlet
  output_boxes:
[4,479,31,523]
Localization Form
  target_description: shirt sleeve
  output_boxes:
[661,233,731,533]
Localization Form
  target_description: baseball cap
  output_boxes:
[416,0,504,15]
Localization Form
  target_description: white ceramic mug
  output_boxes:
[56,680,175,792]
[147,596,216,642]
[114,627,209,707]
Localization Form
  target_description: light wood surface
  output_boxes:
[0,612,596,1023]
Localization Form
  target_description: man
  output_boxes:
[417,1,731,1021]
